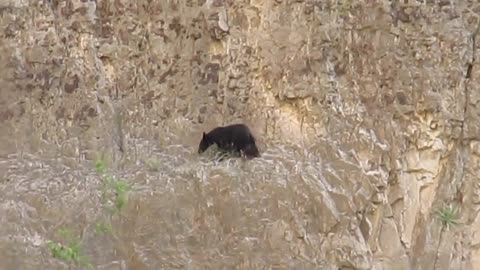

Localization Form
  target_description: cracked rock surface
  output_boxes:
[0,1,479,269]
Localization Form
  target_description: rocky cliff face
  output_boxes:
[1,0,479,269]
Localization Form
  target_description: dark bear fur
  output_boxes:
[198,124,260,159]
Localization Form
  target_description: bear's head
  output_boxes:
[198,132,213,154]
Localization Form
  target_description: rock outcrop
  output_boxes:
[1,1,479,269]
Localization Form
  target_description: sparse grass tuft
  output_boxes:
[436,204,459,229]
[111,179,132,211]
[47,228,92,268]
[94,157,132,213]
[95,158,107,175]
[335,0,354,17]
[95,221,113,234]
[48,155,135,269]
[145,158,161,172]
[202,145,241,162]
[102,177,132,212]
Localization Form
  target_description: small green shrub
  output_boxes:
[436,204,459,229]
[94,157,132,213]
[111,179,132,211]
[95,158,107,175]
[102,177,132,212]
[47,228,91,268]
[95,221,113,234]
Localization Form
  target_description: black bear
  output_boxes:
[198,123,260,159]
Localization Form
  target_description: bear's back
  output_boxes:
[207,124,256,149]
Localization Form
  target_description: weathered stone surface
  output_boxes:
[0,1,480,269]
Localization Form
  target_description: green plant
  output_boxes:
[47,228,92,268]
[436,204,459,228]
[101,177,132,212]
[111,179,132,211]
[95,158,107,175]
[95,159,132,213]
[95,221,113,234]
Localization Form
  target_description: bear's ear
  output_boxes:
[202,132,207,139]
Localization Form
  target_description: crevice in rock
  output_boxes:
[432,17,480,270]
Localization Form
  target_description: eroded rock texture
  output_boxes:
[1,0,480,269]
